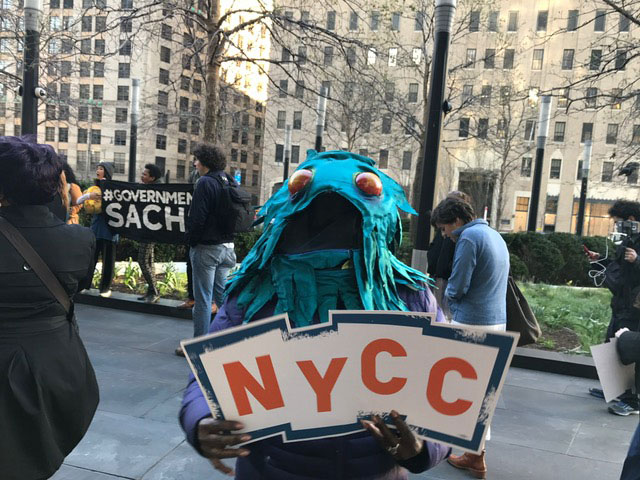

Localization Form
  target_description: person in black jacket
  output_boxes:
[585,200,640,416]
[616,327,640,479]
[0,137,99,480]
[177,143,236,356]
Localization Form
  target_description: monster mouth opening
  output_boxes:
[276,192,363,255]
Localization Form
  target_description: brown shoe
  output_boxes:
[177,299,195,309]
[175,346,185,357]
[447,451,486,479]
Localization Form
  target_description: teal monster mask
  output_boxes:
[227,150,432,327]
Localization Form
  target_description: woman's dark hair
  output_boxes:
[193,143,226,171]
[144,163,163,180]
[609,200,640,221]
[0,136,62,205]
[62,162,78,185]
[431,196,475,226]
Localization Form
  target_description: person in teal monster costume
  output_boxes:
[180,150,450,480]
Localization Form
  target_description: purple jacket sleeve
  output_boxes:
[179,295,246,453]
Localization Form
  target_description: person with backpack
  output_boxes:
[177,143,237,356]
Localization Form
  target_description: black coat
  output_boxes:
[0,205,99,480]
[426,229,456,279]
[604,237,640,338]
[617,330,640,403]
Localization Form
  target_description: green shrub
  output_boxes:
[546,233,590,285]
[506,232,564,283]
[509,253,529,280]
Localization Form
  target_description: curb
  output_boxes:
[75,292,598,380]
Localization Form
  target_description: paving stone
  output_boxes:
[51,464,132,479]
[567,422,633,464]
[140,442,229,480]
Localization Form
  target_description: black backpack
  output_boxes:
[213,173,254,235]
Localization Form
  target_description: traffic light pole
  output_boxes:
[21,0,43,135]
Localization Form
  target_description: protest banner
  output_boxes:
[182,311,519,453]
[591,339,635,403]
[100,180,193,244]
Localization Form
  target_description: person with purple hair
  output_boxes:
[0,136,99,480]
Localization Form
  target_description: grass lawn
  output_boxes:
[519,283,611,354]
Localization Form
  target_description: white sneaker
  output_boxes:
[99,290,112,298]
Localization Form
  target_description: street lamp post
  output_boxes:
[314,86,328,152]
[283,124,292,181]
[527,95,552,232]
[575,140,592,237]
[411,0,457,273]
[21,0,43,135]
[128,79,140,182]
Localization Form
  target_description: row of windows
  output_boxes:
[274,144,413,171]
[48,0,133,9]
[290,9,425,33]
[468,10,630,34]
[229,148,261,168]
[520,156,637,184]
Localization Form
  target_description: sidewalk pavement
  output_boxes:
[51,305,630,480]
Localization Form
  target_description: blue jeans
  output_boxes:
[190,244,236,337]
[621,422,640,480]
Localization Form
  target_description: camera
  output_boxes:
[616,220,640,237]
[34,87,47,99]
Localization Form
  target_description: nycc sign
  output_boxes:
[182,312,518,453]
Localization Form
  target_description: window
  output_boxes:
[90,129,101,144]
[94,39,105,54]
[276,110,285,129]
[401,151,411,170]
[537,10,548,31]
[155,134,166,150]
[326,11,335,30]
[297,46,306,65]
[346,47,356,66]
[381,115,392,134]
[78,106,88,121]
[79,62,90,77]
[160,46,170,63]
[459,118,470,137]
[620,12,631,32]
[545,196,558,215]
[411,47,422,65]
[51,0,60,7]
[415,11,424,31]
[117,85,129,101]
[602,161,614,182]
[616,50,627,70]
[161,24,172,40]
[590,50,602,70]
[480,85,492,106]
[379,150,389,169]
[81,16,92,31]
[612,89,623,109]
[323,46,333,66]
[292,111,302,130]
[95,15,106,31]
[388,48,398,67]
[275,144,284,162]
[280,47,290,62]
[231,129,239,143]
[159,68,169,85]
[507,11,518,31]
[553,122,566,142]
[120,16,131,32]
[607,123,619,144]
[119,39,131,56]
[191,119,200,135]
[157,91,168,107]
[349,12,358,30]
[594,9,606,32]
[92,106,102,122]
[177,139,187,153]
[295,81,304,99]
[112,153,124,174]
[469,10,480,32]
[408,83,419,103]
[115,107,127,123]
[503,49,515,69]
[586,87,597,108]
[562,49,574,70]
[370,11,379,31]
[193,79,202,94]
[486,11,499,31]
[465,48,476,67]
[532,49,544,70]
[79,84,90,99]
[93,62,104,77]
[521,157,532,177]
[118,63,130,78]
[64,0,73,7]
[239,151,247,164]
[384,82,394,102]
[500,86,511,105]
[567,10,579,31]
[157,112,167,129]
[462,84,473,104]
[240,131,247,145]
[549,158,562,179]
[114,130,126,145]
[78,128,87,143]
[80,38,91,54]
[633,125,640,144]
[478,118,489,139]
[180,75,189,91]
[60,83,70,98]
[58,106,69,120]
[58,127,68,142]
[524,120,535,141]
[289,145,299,164]
[391,12,400,31]
[179,96,189,112]
[484,49,495,69]
[155,157,165,172]
[45,127,55,141]
[367,48,377,65]
[581,123,593,143]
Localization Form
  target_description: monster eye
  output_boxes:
[288,169,314,195]
[355,172,382,196]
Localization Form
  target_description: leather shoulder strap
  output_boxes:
[0,216,71,313]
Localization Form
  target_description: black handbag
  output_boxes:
[506,276,541,346]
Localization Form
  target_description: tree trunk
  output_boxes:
[203,0,222,142]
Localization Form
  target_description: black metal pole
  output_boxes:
[411,0,457,273]
[128,79,140,182]
[314,87,327,152]
[576,140,592,236]
[527,95,552,232]
[21,0,42,135]
[283,125,291,181]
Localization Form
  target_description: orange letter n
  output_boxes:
[222,355,285,416]
[427,357,477,416]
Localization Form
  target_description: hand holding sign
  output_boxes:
[362,410,423,461]
[197,418,251,476]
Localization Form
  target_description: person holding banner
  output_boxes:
[137,163,163,304]
[432,196,509,478]
[180,151,450,479]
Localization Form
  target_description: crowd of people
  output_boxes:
[0,135,638,480]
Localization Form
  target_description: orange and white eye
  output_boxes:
[288,169,314,195]
[355,172,382,196]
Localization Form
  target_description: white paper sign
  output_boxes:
[591,339,635,402]
[182,311,519,453]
